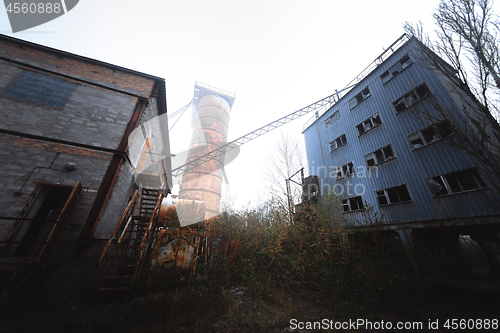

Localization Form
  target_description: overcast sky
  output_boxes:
[0,0,448,209]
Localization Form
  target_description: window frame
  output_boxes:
[356,112,382,136]
[392,83,431,114]
[342,195,364,213]
[407,120,454,150]
[426,168,487,197]
[324,110,340,129]
[348,86,371,110]
[375,184,412,207]
[380,54,413,84]
[4,71,76,109]
[334,161,355,180]
[329,133,347,152]
[364,144,395,168]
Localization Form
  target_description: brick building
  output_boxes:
[0,33,171,307]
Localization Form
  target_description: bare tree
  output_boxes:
[405,0,499,118]
[262,130,307,209]
[404,0,500,199]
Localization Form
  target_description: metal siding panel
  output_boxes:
[303,37,500,226]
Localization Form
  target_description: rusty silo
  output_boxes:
[179,82,236,221]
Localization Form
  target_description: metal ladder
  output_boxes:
[93,188,162,302]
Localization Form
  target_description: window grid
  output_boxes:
[325,110,340,129]
[392,83,431,114]
[426,168,486,197]
[334,162,355,180]
[329,133,347,152]
[348,86,371,110]
[376,185,412,206]
[342,196,364,213]
[365,144,395,168]
[407,120,454,150]
[5,71,76,108]
[356,112,382,136]
[380,54,412,84]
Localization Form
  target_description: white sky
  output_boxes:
[0,0,444,208]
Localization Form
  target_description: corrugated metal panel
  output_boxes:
[303,37,500,226]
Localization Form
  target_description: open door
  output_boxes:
[38,181,82,261]
[2,181,82,261]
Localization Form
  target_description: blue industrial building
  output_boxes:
[302,34,500,274]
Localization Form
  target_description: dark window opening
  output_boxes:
[415,84,430,99]
[382,146,394,159]
[361,87,371,99]
[13,185,73,257]
[393,98,406,113]
[408,120,454,150]
[330,134,347,152]
[376,190,389,206]
[365,145,395,168]
[379,54,413,84]
[436,121,453,138]
[377,184,412,206]
[422,127,437,143]
[375,150,385,163]
[336,162,355,180]
[356,124,365,135]
[427,168,486,196]
[392,83,431,114]
[349,86,371,110]
[343,196,364,212]
[356,112,382,136]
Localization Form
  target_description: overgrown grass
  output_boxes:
[66,193,500,332]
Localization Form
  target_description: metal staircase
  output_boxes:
[93,188,162,302]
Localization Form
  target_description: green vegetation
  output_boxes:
[114,193,498,332]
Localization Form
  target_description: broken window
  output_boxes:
[342,196,364,212]
[400,54,412,69]
[392,83,432,114]
[365,153,376,167]
[335,162,355,180]
[407,120,454,150]
[379,54,413,84]
[427,168,486,196]
[415,84,430,99]
[376,185,412,206]
[348,86,371,110]
[380,71,392,84]
[356,123,366,135]
[390,62,403,76]
[408,132,424,149]
[5,71,76,108]
[361,87,371,99]
[365,145,395,167]
[330,133,347,152]
[356,112,382,136]
[325,110,340,128]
